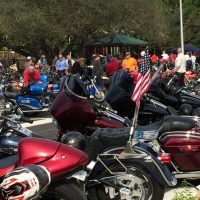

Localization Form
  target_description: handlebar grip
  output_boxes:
[20,116,33,124]
[105,107,118,114]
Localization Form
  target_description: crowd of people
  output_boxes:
[0,48,199,91]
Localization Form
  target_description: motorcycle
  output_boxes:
[80,66,106,103]
[2,78,56,117]
[0,137,88,200]
[184,69,199,88]
[124,114,200,181]
[0,114,43,158]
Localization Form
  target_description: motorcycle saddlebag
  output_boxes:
[159,131,200,171]
[29,82,47,95]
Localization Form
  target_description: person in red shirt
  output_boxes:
[151,53,157,64]
[106,55,121,87]
[23,65,40,87]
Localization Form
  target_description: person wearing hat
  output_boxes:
[92,54,103,86]
[106,55,121,87]
[23,57,37,70]
[122,52,138,72]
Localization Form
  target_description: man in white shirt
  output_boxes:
[175,47,186,86]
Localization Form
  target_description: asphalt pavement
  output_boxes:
[21,112,200,200]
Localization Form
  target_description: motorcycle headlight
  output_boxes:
[52,118,60,128]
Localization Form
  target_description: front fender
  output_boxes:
[98,143,176,187]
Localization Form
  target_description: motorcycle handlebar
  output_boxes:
[20,116,33,124]
[94,103,117,114]
[145,93,160,101]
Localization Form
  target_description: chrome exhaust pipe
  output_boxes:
[173,171,200,179]
[23,108,49,113]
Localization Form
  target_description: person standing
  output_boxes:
[191,53,196,70]
[161,51,169,60]
[66,55,75,74]
[106,55,121,86]
[174,47,186,86]
[122,52,138,71]
[55,54,69,78]
[92,54,103,86]
[151,53,157,65]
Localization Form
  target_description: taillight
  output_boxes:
[157,152,171,165]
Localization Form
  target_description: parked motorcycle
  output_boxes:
[80,66,106,103]
[2,79,56,117]
[0,137,88,200]
[0,114,43,158]
[124,114,200,181]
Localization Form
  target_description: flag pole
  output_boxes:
[123,47,150,154]
[180,0,184,51]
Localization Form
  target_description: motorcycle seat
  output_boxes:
[4,91,23,99]
[149,85,178,102]
[125,115,195,137]
[0,154,18,177]
[86,128,130,161]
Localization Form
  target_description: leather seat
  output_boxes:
[4,91,22,99]
[86,128,130,161]
[125,115,195,137]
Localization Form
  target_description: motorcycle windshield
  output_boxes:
[50,75,95,131]
[66,75,90,99]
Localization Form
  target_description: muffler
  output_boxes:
[23,108,49,113]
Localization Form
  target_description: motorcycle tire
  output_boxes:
[42,179,87,200]
[93,89,106,103]
[95,162,165,200]
[44,91,56,105]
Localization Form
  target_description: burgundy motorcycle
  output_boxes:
[0,134,176,200]
[50,74,200,182]
[50,75,126,140]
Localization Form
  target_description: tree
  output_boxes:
[0,0,172,57]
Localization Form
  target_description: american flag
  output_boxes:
[131,49,151,108]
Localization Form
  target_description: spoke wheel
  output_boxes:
[96,163,164,200]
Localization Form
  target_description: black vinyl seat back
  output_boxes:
[86,128,130,161]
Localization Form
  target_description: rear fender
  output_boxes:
[97,143,176,187]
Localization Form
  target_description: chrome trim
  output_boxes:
[181,89,200,100]
[150,99,167,109]
[104,111,125,123]
[65,77,87,99]
[159,131,200,143]
[23,108,49,113]
[133,146,177,186]
[174,171,200,179]
[101,146,176,186]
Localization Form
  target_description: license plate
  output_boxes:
[72,170,87,181]
[151,139,160,153]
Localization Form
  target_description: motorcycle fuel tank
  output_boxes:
[17,138,88,179]
[159,131,200,171]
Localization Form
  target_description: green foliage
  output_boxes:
[172,179,195,200]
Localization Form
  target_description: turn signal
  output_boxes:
[158,152,171,165]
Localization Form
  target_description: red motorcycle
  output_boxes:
[0,134,176,200]
[50,75,126,140]
[184,69,199,87]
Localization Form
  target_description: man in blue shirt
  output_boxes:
[55,54,69,78]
